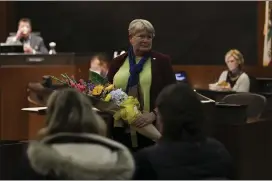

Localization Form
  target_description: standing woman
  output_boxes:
[107,19,176,151]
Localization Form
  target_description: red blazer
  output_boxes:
[107,51,176,111]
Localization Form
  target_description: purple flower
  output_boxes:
[109,89,128,106]
[87,83,95,91]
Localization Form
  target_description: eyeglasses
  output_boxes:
[135,34,153,40]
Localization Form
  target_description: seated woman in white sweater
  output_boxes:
[210,49,250,92]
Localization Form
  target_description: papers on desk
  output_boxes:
[21,107,100,112]
[21,107,47,112]
[201,100,215,103]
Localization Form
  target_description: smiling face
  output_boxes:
[129,30,153,55]
[225,55,239,72]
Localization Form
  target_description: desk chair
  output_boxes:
[248,75,259,93]
[222,93,267,123]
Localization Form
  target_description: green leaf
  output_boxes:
[89,71,108,85]
[50,76,67,84]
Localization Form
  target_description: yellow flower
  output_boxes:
[105,84,114,92]
[113,96,141,124]
[91,85,104,96]
[104,94,111,102]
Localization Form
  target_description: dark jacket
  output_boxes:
[133,137,233,180]
[12,133,135,180]
[107,51,176,111]
[6,33,48,54]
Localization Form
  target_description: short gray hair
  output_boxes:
[128,19,155,37]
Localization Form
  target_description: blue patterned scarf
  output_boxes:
[126,46,150,93]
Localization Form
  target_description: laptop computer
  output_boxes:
[0,43,24,54]
[175,71,188,83]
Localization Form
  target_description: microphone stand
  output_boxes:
[194,90,216,103]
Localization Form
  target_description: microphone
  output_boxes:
[194,89,216,103]
[49,42,56,54]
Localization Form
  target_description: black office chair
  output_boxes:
[248,74,259,93]
[222,93,267,123]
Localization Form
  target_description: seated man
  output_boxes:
[133,83,233,180]
[6,18,48,54]
[89,53,109,77]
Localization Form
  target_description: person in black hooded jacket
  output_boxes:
[133,83,233,180]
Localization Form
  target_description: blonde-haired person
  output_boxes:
[210,49,250,92]
[12,88,135,180]
[107,19,176,151]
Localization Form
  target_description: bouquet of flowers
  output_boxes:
[50,72,161,142]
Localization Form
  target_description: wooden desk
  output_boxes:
[214,119,272,179]
[201,102,272,179]
[0,53,90,140]
[201,102,247,136]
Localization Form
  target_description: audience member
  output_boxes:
[13,88,135,180]
[133,83,233,180]
[89,53,109,77]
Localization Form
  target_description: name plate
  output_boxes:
[0,53,75,66]
[26,57,45,63]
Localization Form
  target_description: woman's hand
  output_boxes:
[217,83,232,91]
[132,111,156,128]
[209,82,232,91]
